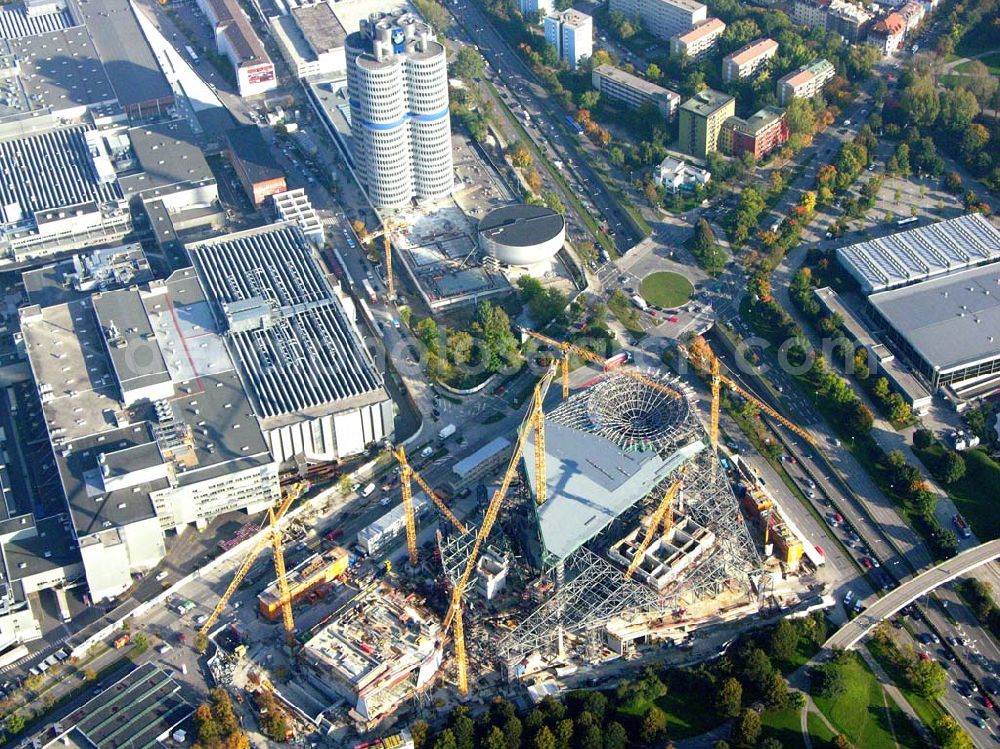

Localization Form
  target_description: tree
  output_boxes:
[645,63,662,80]
[908,657,947,699]
[412,720,431,749]
[554,719,574,749]
[761,671,790,710]
[195,703,222,745]
[433,729,459,749]
[603,721,627,749]
[446,330,474,367]
[579,90,600,110]
[473,302,519,372]
[844,401,874,437]
[932,715,976,749]
[759,740,784,749]
[689,218,728,274]
[814,661,846,698]
[831,736,853,749]
[716,677,743,719]
[902,75,939,128]
[5,712,25,736]
[543,191,566,215]
[525,169,543,194]
[731,708,762,747]
[770,620,800,663]
[452,46,485,81]
[484,727,509,749]
[940,450,966,484]
[195,632,209,654]
[531,726,556,749]
[414,317,441,356]
[452,708,476,749]
[939,87,980,130]
[639,706,668,744]
[510,144,533,169]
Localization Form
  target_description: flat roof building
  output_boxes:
[836,214,1000,293]
[670,17,725,60]
[189,223,394,464]
[722,38,778,82]
[73,0,174,118]
[270,0,347,78]
[195,0,277,96]
[777,58,835,105]
[0,0,75,40]
[0,122,131,265]
[591,64,681,121]
[610,0,706,41]
[721,105,789,160]
[225,125,287,206]
[44,664,193,749]
[655,155,711,193]
[23,243,152,307]
[826,0,874,42]
[1,26,119,122]
[868,263,1000,392]
[544,9,592,70]
[20,267,280,601]
[272,188,323,246]
[677,88,735,159]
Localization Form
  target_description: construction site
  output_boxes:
[196,338,826,739]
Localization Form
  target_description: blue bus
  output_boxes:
[565,115,584,136]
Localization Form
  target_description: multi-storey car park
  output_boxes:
[20,267,280,602]
[189,223,394,465]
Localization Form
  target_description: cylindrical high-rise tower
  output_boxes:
[346,12,454,208]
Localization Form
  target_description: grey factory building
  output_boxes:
[20,267,280,602]
[72,0,174,118]
[868,263,1000,394]
[189,223,394,465]
[0,122,131,264]
[0,25,119,123]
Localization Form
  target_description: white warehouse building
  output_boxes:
[345,11,453,208]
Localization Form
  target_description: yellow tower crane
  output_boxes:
[521,329,683,402]
[442,366,556,696]
[625,479,683,580]
[394,446,468,566]
[199,482,308,645]
[705,344,816,448]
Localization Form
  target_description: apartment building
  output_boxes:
[722,38,778,82]
[670,17,725,60]
[544,9,593,70]
[610,0,706,41]
[867,12,905,54]
[777,58,835,105]
[792,0,830,29]
[591,64,682,120]
[518,0,553,15]
[826,0,874,42]
[721,106,789,160]
[677,88,736,158]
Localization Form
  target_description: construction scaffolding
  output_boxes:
[437,372,765,673]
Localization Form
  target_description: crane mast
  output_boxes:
[394,446,468,566]
[199,482,307,640]
[443,367,555,696]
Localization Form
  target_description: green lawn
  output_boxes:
[914,445,1000,540]
[867,638,946,731]
[656,691,724,740]
[956,52,1000,75]
[607,293,646,335]
[760,705,837,749]
[639,271,695,309]
[812,653,920,749]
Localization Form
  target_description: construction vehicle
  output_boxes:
[393,446,467,565]
[441,366,556,696]
[702,343,816,451]
[199,482,309,646]
[521,328,682,402]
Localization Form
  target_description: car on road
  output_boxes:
[860,557,873,570]
[917,651,930,661]
[985,696,994,709]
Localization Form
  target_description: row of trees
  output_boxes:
[193,689,250,749]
